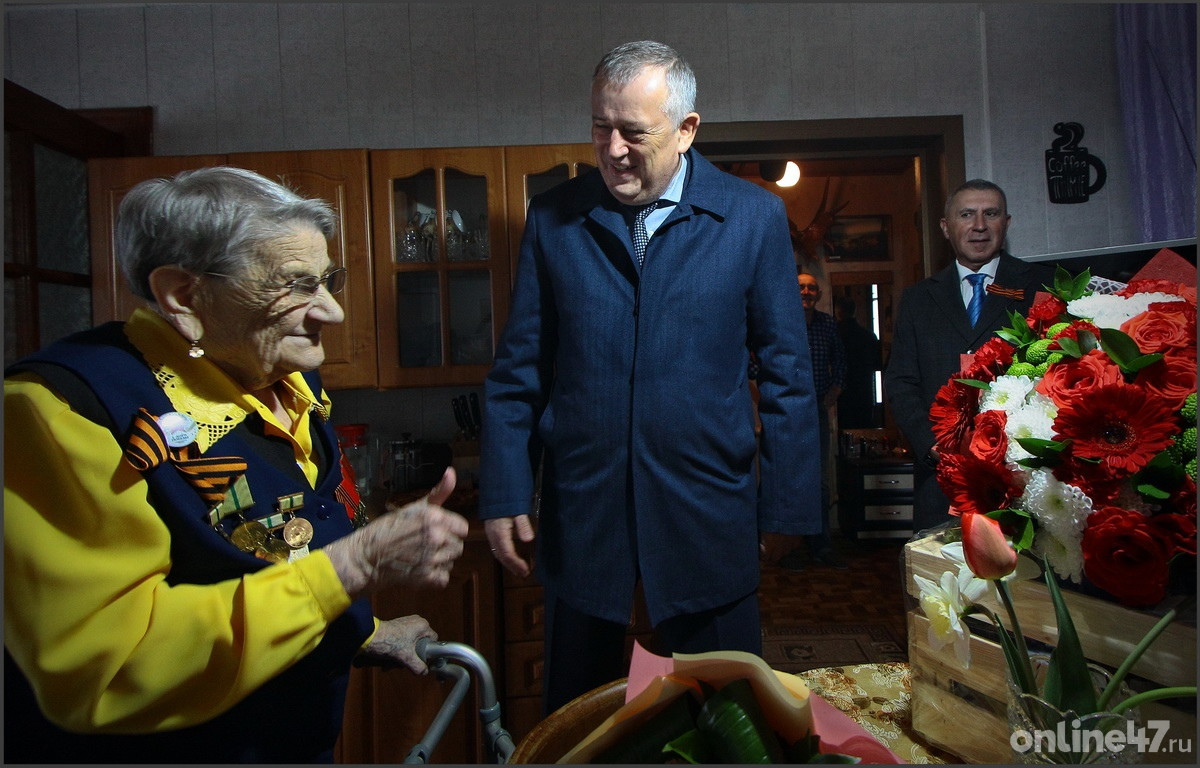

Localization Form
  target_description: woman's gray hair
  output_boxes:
[593,40,696,126]
[116,166,337,303]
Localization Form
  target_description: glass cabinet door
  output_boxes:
[371,148,508,387]
[503,144,595,286]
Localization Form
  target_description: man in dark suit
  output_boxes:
[885,179,1054,533]
[479,40,822,714]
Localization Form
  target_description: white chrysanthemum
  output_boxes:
[1022,468,1092,541]
[1067,291,1184,330]
[980,375,1037,414]
[1034,526,1086,583]
[1003,393,1058,462]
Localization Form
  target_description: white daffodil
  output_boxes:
[914,565,988,668]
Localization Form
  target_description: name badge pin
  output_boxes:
[157,411,199,448]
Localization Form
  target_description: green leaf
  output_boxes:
[695,678,784,764]
[953,378,992,390]
[662,728,707,764]
[1042,557,1098,714]
[986,508,1036,551]
[1050,266,1092,302]
[1053,336,1082,358]
[593,691,700,763]
[1099,328,1164,374]
[1098,609,1183,711]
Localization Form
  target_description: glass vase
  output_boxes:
[1007,653,1143,764]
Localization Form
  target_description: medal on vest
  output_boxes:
[231,519,269,553]
[256,538,291,564]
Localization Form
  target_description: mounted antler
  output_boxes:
[791,177,850,262]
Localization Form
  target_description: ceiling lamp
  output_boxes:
[776,161,801,188]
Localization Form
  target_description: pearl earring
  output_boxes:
[188,339,205,358]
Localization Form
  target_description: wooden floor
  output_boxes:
[758,535,912,649]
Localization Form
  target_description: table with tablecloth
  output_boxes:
[798,662,961,764]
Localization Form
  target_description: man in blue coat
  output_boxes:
[479,40,822,714]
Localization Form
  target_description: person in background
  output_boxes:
[834,295,882,429]
[777,271,848,571]
[479,40,822,715]
[884,178,1053,532]
[4,167,469,763]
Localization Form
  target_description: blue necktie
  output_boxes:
[966,272,987,327]
[631,201,658,265]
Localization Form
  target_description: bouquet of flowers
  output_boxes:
[929,263,1197,608]
[915,254,1197,755]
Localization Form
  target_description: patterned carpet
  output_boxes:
[758,536,912,671]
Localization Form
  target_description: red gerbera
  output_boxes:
[1053,381,1176,474]
[936,452,1023,518]
[1081,506,1172,607]
[929,377,980,454]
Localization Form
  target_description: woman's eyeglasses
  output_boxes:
[205,267,347,299]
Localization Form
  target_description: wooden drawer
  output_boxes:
[505,584,546,642]
[505,639,545,699]
[863,503,913,522]
[862,472,913,491]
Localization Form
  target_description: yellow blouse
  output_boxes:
[3,309,368,734]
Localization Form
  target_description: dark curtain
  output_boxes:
[1115,3,1197,241]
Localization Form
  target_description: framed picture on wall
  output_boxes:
[826,215,891,262]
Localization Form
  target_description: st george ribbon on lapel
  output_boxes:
[966,272,987,327]
[631,201,658,265]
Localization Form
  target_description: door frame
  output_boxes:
[695,114,965,283]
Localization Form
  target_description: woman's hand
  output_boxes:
[356,615,437,674]
[326,468,469,599]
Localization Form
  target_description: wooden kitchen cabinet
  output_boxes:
[87,149,377,390]
[502,143,595,284]
[369,148,510,388]
[336,518,502,765]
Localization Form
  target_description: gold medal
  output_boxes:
[255,538,291,563]
[231,520,269,553]
[282,516,314,549]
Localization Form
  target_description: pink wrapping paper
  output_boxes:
[618,642,902,764]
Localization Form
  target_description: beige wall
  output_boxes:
[6,2,1139,257]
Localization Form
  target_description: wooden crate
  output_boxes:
[904,533,1197,764]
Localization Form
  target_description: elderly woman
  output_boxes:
[3,166,469,763]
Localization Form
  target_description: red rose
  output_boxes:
[1121,306,1197,355]
[1134,350,1198,413]
[1149,512,1198,557]
[968,409,1008,464]
[1035,349,1124,409]
[1082,506,1172,607]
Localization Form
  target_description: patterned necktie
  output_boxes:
[966,272,988,327]
[631,201,658,265]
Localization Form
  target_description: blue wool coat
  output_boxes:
[479,149,822,625]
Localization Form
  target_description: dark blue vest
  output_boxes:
[4,322,375,763]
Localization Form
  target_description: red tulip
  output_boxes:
[962,511,1018,579]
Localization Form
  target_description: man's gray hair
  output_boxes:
[115,166,337,303]
[944,178,1009,218]
[593,40,696,126]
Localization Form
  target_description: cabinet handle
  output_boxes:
[879,479,900,484]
